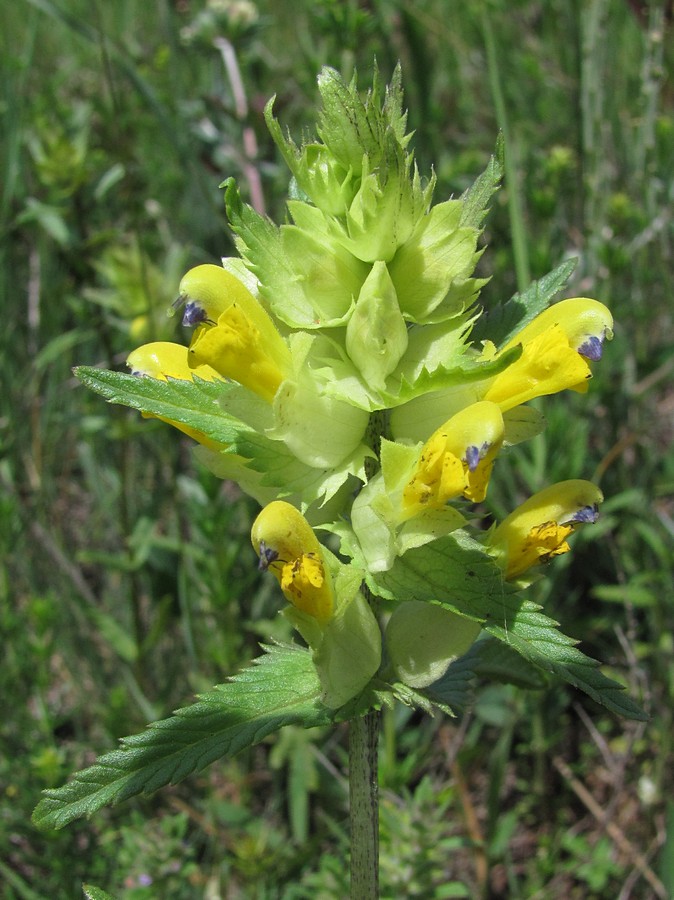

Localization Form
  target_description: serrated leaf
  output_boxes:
[75,367,250,445]
[472,258,577,347]
[223,178,335,328]
[373,534,646,720]
[83,886,117,900]
[387,343,522,407]
[471,635,548,689]
[374,530,507,614]
[33,645,333,831]
[460,134,504,229]
[479,595,647,720]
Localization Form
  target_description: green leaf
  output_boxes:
[373,534,646,720]
[387,343,522,413]
[83,886,117,900]
[472,257,578,347]
[421,651,478,715]
[33,645,333,831]
[460,133,504,229]
[75,367,250,444]
[471,635,548,689]
[373,530,506,612]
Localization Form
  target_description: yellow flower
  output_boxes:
[489,479,603,580]
[178,265,292,402]
[484,298,613,411]
[126,341,224,448]
[251,500,334,622]
[402,400,504,515]
[127,341,221,382]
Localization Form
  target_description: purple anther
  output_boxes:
[570,504,599,525]
[577,334,604,361]
[258,540,279,571]
[182,301,208,328]
[464,445,481,471]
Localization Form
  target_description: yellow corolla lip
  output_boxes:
[402,400,504,515]
[489,479,603,580]
[251,500,334,623]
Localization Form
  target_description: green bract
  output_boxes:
[57,64,642,832]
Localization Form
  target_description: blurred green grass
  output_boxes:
[2,0,673,896]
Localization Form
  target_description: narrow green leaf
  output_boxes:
[472,257,578,347]
[83,886,117,900]
[472,635,548,689]
[33,645,333,831]
[479,596,647,720]
[75,367,249,445]
[460,133,504,229]
[374,535,646,720]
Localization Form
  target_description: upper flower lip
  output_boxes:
[500,297,614,357]
[126,341,221,382]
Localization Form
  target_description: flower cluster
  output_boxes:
[125,68,612,708]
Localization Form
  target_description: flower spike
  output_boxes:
[74,66,632,731]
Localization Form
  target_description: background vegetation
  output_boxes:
[2,0,673,896]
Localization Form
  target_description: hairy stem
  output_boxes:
[349,709,380,899]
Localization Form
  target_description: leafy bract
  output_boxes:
[232,429,368,508]
[33,644,333,831]
[75,367,251,445]
[373,534,647,720]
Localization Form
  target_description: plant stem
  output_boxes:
[349,709,380,899]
